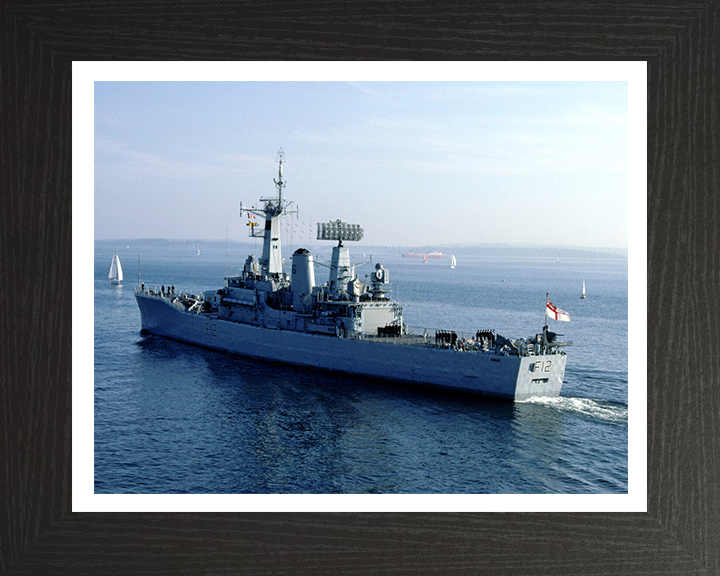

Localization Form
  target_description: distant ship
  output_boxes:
[108,248,123,284]
[403,251,444,258]
[135,150,571,401]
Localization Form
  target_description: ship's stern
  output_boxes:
[514,353,567,401]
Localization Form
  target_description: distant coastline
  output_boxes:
[95,238,628,260]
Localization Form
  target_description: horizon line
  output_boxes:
[94,237,628,253]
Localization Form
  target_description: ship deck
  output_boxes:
[350,330,508,355]
[356,332,436,347]
[137,290,565,358]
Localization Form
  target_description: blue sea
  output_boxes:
[94,240,628,494]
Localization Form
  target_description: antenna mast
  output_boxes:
[274,148,286,209]
[239,148,298,277]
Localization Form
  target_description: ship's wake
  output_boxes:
[518,396,628,424]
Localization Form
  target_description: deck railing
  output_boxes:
[354,326,501,351]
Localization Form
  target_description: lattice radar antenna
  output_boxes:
[317,220,364,243]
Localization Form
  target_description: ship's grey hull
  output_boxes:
[136,293,565,401]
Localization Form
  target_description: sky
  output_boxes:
[94,80,629,249]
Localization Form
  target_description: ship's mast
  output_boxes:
[273,148,285,212]
[240,148,297,277]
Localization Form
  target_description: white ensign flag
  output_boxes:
[546,298,570,322]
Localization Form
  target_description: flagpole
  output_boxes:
[544,293,549,352]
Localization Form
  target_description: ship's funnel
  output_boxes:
[291,248,315,296]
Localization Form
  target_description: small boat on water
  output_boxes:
[108,248,123,284]
[580,279,586,299]
[402,251,444,258]
[450,255,456,269]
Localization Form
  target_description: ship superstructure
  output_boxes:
[135,150,571,401]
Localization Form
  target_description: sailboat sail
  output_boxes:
[450,255,456,268]
[108,249,123,283]
[580,279,586,299]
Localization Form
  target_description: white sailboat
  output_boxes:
[450,255,456,269]
[580,278,586,299]
[108,248,123,284]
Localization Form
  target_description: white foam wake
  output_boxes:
[519,396,628,423]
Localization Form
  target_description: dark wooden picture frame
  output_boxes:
[2,2,717,574]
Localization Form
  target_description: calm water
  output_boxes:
[94,240,628,494]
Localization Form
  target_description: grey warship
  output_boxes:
[135,150,571,401]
